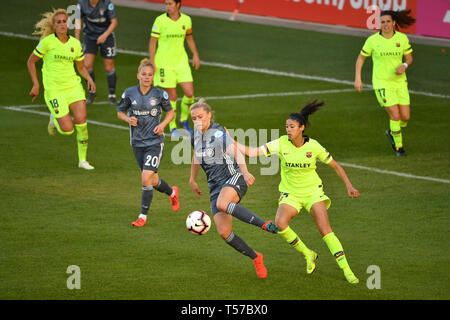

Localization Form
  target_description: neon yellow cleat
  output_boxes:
[345,271,359,284]
[305,250,318,275]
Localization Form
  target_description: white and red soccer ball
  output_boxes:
[186,210,211,235]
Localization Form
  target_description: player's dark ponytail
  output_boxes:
[381,9,416,30]
[288,100,324,128]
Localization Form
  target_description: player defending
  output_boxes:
[355,10,415,157]
[117,59,180,227]
[75,0,118,105]
[27,8,96,170]
[228,100,360,284]
[149,0,200,138]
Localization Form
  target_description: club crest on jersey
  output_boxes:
[150,98,157,106]
[182,25,186,30]
[306,152,312,158]
[99,8,104,16]
[396,42,400,47]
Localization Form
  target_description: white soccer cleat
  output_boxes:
[78,160,95,170]
[48,114,57,136]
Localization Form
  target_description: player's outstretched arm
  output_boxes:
[224,127,262,158]
[327,159,360,199]
[226,143,255,186]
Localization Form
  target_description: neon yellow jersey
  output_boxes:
[33,33,84,90]
[151,13,192,69]
[360,31,413,89]
[261,135,333,196]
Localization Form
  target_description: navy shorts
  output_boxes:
[83,33,116,59]
[132,143,164,172]
[209,173,248,215]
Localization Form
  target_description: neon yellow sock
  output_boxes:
[169,100,177,130]
[400,120,408,128]
[279,226,310,255]
[180,95,195,122]
[75,122,88,163]
[390,120,403,149]
[322,232,352,272]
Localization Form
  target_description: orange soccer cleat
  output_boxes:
[131,217,146,227]
[170,186,180,212]
[252,251,267,279]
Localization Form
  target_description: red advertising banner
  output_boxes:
[144,0,449,38]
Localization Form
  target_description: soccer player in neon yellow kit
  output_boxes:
[27,9,96,170]
[228,100,361,284]
[355,10,415,157]
[149,0,200,138]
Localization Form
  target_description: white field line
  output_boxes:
[8,88,357,111]
[3,104,450,185]
[339,162,450,184]
[2,31,450,99]
[3,106,128,131]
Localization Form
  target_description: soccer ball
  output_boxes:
[186,210,211,235]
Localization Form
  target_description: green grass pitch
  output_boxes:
[0,0,449,301]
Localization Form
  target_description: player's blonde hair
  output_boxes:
[33,8,68,39]
[190,98,214,121]
[138,58,155,73]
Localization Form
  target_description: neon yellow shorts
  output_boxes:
[154,62,193,88]
[278,188,331,214]
[374,85,410,107]
[44,84,86,119]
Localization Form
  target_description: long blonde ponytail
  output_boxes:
[32,9,68,39]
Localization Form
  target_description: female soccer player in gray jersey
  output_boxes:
[117,59,179,227]
[189,98,278,279]
[75,0,118,104]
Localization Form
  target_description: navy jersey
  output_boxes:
[77,0,116,40]
[117,85,172,147]
[191,123,241,189]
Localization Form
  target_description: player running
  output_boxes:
[228,100,360,284]
[355,10,415,157]
[189,98,278,279]
[75,0,118,105]
[149,0,200,138]
[117,59,180,227]
[27,8,96,170]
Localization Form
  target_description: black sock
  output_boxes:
[140,185,153,215]
[154,178,173,196]
[224,232,257,259]
[226,203,265,228]
[106,69,116,95]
